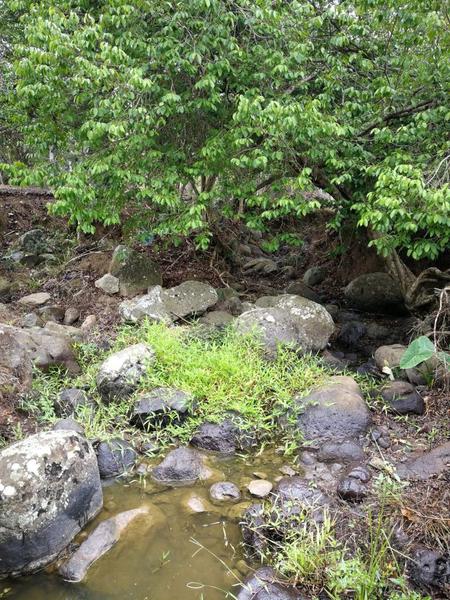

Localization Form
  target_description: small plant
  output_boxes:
[400,336,449,371]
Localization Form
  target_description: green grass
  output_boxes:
[25,321,329,452]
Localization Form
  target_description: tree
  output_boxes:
[3,0,450,281]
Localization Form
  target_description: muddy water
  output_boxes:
[4,452,289,600]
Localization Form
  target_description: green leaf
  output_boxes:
[399,336,435,369]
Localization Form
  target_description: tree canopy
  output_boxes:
[2,0,449,259]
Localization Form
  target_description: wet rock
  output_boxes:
[131,387,193,429]
[294,376,371,442]
[303,266,326,287]
[52,418,85,435]
[55,388,93,418]
[409,546,450,591]
[284,281,321,303]
[181,492,212,513]
[59,507,159,582]
[344,272,405,314]
[279,465,296,477]
[109,244,162,297]
[337,321,367,347]
[247,479,273,498]
[317,440,365,464]
[198,310,234,327]
[209,481,241,503]
[337,476,368,502]
[96,343,155,402]
[163,280,218,318]
[95,273,119,295]
[380,380,425,415]
[119,286,172,324]
[18,292,51,307]
[152,447,208,485]
[272,476,330,523]
[396,441,450,481]
[240,503,268,556]
[237,566,305,600]
[191,418,254,454]
[0,431,102,578]
[0,325,33,398]
[96,439,137,479]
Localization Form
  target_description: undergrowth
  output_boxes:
[25,321,328,453]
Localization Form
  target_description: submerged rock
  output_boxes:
[236,566,306,599]
[0,431,102,578]
[152,447,209,485]
[247,479,273,498]
[209,481,241,503]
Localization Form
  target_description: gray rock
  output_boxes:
[109,245,162,297]
[17,229,47,256]
[21,312,41,328]
[409,546,450,591]
[247,479,273,498]
[294,376,371,442]
[18,292,51,307]
[0,431,102,578]
[285,281,321,303]
[131,387,193,429]
[209,481,241,503]
[96,343,155,402]
[234,307,299,358]
[0,277,11,301]
[237,567,305,600]
[303,266,326,287]
[198,310,234,327]
[0,325,33,398]
[43,321,84,342]
[59,507,155,582]
[380,381,425,415]
[162,280,218,318]
[243,258,277,275]
[374,344,432,385]
[272,476,330,523]
[96,439,137,479]
[52,418,85,435]
[348,465,371,483]
[36,305,65,323]
[64,307,80,325]
[240,503,268,556]
[190,418,254,454]
[119,286,172,324]
[317,440,365,464]
[337,476,368,502]
[152,447,207,485]
[55,388,93,418]
[95,273,119,295]
[344,272,405,314]
[396,442,450,481]
[337,321,367,347]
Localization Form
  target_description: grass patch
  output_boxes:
[25,321,329,452]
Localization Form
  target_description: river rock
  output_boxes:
[248,479,273,498]
[190,418,255,454]
[0,430,102,578]
[18,292,51,307]
[284,281,322,303]
[64,307,80,325]
[198,310,234,327]
[237,567,305,600]
[209,481,241,503]
[52,418,85,435]
[396,442,450,481]
[131,387,194,429]
[380,380,425,415]
[96,439,137,479]
[303,266,326,287]
[55,388,93,418]
[234,307,299,358]
[109,245,162,297]
[119,286,172,324]
[59,506,163,582]
[272,476,330,523]
[294,376,371,442]
[152,447,208,485]
[95,273,119,295]
[317,440,365,464]
[162,280,218,318]
[96,343,155,402]
[344,272,405,314]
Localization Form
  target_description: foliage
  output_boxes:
[2,0,449,259]
[27,321,327,450]
[400,335,450,371]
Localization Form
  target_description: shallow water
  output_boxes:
[4,452,288,600]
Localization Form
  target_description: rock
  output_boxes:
[119,286,172,324]
[96,439,137,479]
[64,307,80,325]
[272,476,330,523]
[396,441,450,481]
[294,376,371,442]
[348,465,371,483]
[0,325,33,398]
[18,292,51,307]
[285,281,322,303]
[337,476,368,502]
[317,440,365,464]
[181,492,212,513]
[17,228,47,256]
[380,380,425,415]
[303,266,326,287]
[409,546,450,591]
[109,245,162,297]
[21,312,41,328]
[152,447,208,485]
[279,465,296,477]
[37,305,65,323]
[0,323,79,374]
[96,343,155,402]
[247,479,273,498]
[198,310,234,327]
[337,321,367,347]
[0,277,11,301]
[59,506,160,582]
[163,280,218,318]
[55,388,93,418]
[237,567,305,600]
[234,307,299,358]
[131,387,193,429]
[95,273,120,295]
[52,418,85,435]
[43,321,84,342]
[240,503,268,556]
[209,481,241,503]
[243,258,278,275]
[0,431,102,578]
[190,418,253,454]
[81,314,97,331]
[344,272,405,314]
[374,344,431,384]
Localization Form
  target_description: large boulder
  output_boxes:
[344,272,405,314]
[152,447,209,485]
[0,431,102,578]
[109,245,162,297]
[162,280,218,318]
[96,343,155,402]
[294,376,371,442]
